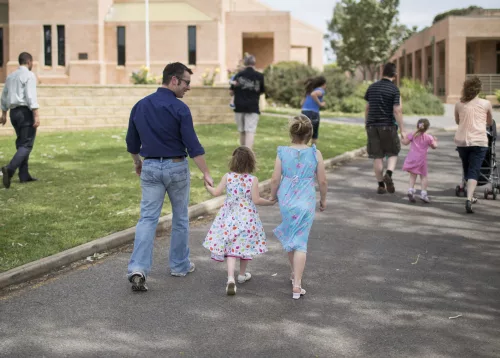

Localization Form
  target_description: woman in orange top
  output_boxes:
[454,76,494,213]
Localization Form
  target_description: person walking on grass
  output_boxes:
[231,54,265,150]
[270,115,327,300]
[401,118,438,203]
[1,52,40,189]
[126,62,214,292]
[301,76,327,146]
[203,146,275,295]
[364,62,406,194]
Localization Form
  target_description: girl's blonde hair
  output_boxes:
[414,118,430,137]
[290,115,313,143]
[229,146,256,174]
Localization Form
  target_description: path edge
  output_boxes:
[0,146,367,290]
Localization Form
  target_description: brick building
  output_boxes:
[0,0,324,85]
[388,9,500,103]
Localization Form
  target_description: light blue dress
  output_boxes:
[273,145,318,252]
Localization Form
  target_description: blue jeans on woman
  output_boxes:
[127,158,191,278]
[457,146,488,181]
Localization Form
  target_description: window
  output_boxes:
[466,45,475,74]
[497,42,500,74]
[0,28,3,67]
[43,25,52,66]
[57,25,65,66]
[117,26,126,66]
[188,26,196,65]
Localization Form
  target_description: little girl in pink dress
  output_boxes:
[402,118,438,203]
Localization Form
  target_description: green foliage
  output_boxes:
[353,81,372,99]
[322,64,356,111]
[130,66,160,85]
[397,78,444,115]
[201,67,220,87]
[433,6,482,24]
[263,61,319,108]
[495,90,500,102]
[478,92,487,99]
[340,96,366,113]
[326,0,416,80]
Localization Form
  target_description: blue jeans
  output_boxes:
[127,158,191,278]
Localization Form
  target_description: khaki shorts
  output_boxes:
[235,113,259,133]
[366,126,401,159]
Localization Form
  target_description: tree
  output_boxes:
[326,0,415,80]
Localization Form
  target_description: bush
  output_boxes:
[322,65,356,111]
[339,96,366,113]
[403,92,445,115]
[130,66,160,85]
[496,90,500,103]
[263,62,319,108]
[353,81,372,99]
[201,67,220,86]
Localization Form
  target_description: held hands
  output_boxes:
[320,102,326,108]
[400,130,406,140]
[134,160,142,176]
[319,199,326,212]
[204,172,214,188]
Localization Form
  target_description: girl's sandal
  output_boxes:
[292,286,306,300]
[226,280,236,296]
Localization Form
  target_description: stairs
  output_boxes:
[0,85,234,135]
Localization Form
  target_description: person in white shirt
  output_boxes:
[1,52,40,189]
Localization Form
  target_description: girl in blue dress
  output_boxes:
[270,115,328,299]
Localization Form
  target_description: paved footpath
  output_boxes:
[1,132,499,358]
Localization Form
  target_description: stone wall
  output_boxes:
[0,85,233,135]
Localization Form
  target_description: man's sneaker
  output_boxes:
[129,272,148,292]
[383,174,395,193]
[237,272,252,283]
[407,189,416,203]
[171,262,195,277]
[420,194,430,203]
[377,186,387,194]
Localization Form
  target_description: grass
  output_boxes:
[263,106,364,118]
[0,116,366,272]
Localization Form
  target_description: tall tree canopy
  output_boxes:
[326,0,416,80]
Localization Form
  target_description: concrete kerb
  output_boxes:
[0,146,367,290]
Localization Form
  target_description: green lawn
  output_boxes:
[0,116,366,272]
[263,106,364,118]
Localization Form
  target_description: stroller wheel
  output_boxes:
[484,188,489,199]
[455,186,461,197]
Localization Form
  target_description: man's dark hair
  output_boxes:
[162,62,193,85]
[382,63,397,78]
[18,52,33,65]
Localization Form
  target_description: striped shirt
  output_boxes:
[364,79,400,127]
[1,66,39,112]
[454,97,491,147]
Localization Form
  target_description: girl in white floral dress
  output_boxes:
[203,146,276,295]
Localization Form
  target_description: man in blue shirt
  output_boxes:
[126,62,213,292]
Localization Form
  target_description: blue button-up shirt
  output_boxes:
[126,88,205,158]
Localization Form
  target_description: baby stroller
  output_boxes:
[455,121,499,200]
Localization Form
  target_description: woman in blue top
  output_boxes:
[301,76,327,145]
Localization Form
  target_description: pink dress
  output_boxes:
[402,133,434,176]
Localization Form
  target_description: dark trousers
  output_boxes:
[6,106,37,181]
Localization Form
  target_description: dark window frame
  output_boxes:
[188,25,196,65]
[43,25,52,67]
[117,26,126,66]
[0,28,3,67]
[57,25,65,66]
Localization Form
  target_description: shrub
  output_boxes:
[201,67,220,86]
[131,66,160,85]
[263,61,319,108]
[353,81,372,99]
[322,65,356,111]
[496,90,500,103]
[403,92,445,115]
[478,92,487,99]
[339,96,366,113]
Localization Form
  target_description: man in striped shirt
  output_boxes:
[364,63,406,194]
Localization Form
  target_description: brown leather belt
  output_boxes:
[144,156,185,162]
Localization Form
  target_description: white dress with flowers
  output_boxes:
[203,172,268,261]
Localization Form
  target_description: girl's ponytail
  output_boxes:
[414,118,430,137]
